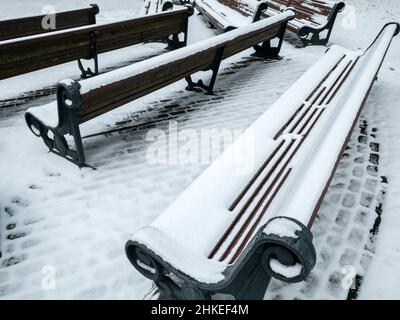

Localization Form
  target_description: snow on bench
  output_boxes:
[25,10,295,168]
[194,0,345,45]
[125,22,400,300]
[0,4,99,41]
[0,7,190,80]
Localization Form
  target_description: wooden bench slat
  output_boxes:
[123,22,399,300]
[25,10,295,167]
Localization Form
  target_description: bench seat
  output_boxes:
[125,22,400,300]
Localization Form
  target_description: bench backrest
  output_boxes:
[75,11,294,123]
[0,8,189,80]
[0,5,99,41]
[125,23,399,299]
[141,0,173,15]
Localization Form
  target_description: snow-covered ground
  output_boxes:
[0,0,399,299]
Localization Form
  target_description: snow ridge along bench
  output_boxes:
[194,0,345,45]
[0,7,190,80]
[0,4,99,41]
[125,22,399,300]
[25,9,295,167]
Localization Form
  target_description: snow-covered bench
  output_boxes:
[195,0,345,45]
[0,7,190,80]
[25,10,295,167]
[125,22,400,300]
[0,4,99,41]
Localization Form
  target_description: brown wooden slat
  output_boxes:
[209,139,295,260]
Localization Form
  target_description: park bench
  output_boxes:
[25,9,295,167]
[194,0,345,45]
[0,7,190,80]
[0,4,99,41]
[125,22,400,300]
